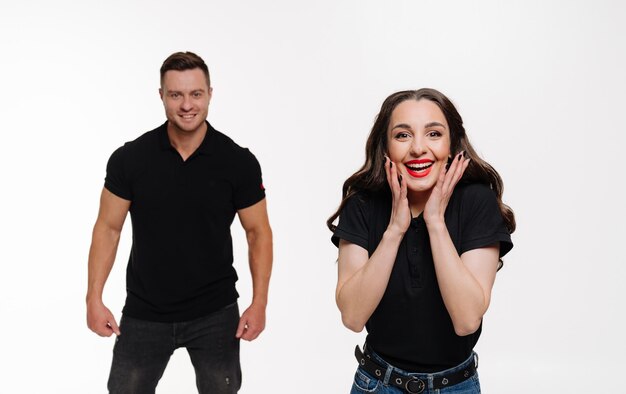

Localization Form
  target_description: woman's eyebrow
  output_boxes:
[424,121,446,129]
[390,123,412,131]
[391,121,446,131]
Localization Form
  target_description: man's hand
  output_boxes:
[236,199,272,342]
[87,299,121,337]
[235,302,266,341]
[86,188,129,338]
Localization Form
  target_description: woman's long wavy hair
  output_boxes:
[327,88,516,236]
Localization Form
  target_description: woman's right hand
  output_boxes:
[384,156,411,236]
[336,158,411,332]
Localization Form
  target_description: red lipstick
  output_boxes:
[404,159,434,178]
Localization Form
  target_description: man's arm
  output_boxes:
[235,198,273,341]
[86,188,131,337]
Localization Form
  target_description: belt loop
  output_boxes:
[383,365,393,385]
[474,352,479,369]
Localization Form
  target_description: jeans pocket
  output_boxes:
[470,373,481,393]
[352,368,380,393]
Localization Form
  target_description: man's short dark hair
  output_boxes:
[160,51,210,87]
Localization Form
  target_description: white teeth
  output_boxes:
[406,162,432,171]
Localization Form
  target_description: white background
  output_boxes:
[1,1,625,393]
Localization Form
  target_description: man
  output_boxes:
[86,51,272,394]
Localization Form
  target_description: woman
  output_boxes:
[328,88,515,393]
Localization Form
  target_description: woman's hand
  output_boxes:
[423,151,470,225]
[385,156,411,235]
[336,157,410,332]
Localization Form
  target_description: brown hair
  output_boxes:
[327,88,516,236]
[160,51,210,87]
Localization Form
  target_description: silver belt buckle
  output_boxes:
[405,376,425,393]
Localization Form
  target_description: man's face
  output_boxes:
[159,68,212,134]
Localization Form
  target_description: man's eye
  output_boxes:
[170,93,179,98]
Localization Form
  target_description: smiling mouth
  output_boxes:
[180,114,196,119]
[404,161,434,178]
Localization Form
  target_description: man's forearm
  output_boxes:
[87,223,121,302]
[247,228,273,306]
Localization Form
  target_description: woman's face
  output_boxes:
[386,99,451,195]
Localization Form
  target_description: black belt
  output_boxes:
[354,345,477,394]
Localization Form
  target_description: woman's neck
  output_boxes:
[407,190,432,218]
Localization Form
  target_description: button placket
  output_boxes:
[407,222,422,288]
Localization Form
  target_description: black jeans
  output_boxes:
[107,302,241,394]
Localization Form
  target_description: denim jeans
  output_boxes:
[107,302,241,394]
[351,349,480,394]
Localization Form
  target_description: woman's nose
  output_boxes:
[410,136,426,156]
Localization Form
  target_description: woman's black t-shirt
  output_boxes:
[332,182,513,372]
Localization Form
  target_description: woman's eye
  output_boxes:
[395,132,410,139]
[428,131,442,137]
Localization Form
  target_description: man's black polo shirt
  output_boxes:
[332,182,513,372]
[105,121,265,323]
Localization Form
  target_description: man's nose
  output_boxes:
[181,96,193,110]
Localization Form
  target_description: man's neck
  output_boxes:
[167,121,208,161]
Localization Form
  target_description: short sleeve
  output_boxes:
[459,184,513,258]
[331,194,369,250]
[233,149,266,210]
[104,145,132,201]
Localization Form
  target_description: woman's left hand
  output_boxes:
[423,151,470,225]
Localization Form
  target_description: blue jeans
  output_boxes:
[351,350,480,394]
[107,302,241,394]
